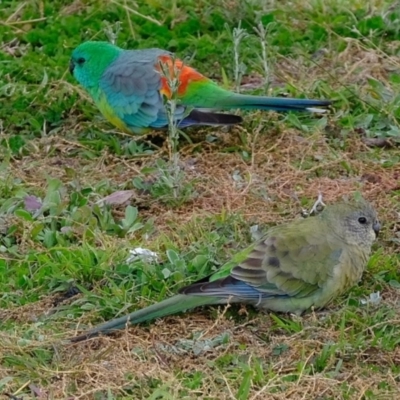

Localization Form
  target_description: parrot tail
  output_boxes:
[219,94,331,113]
[69,294,221,342]
[178,109,243,128]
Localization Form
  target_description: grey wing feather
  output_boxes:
[99,48,173,129]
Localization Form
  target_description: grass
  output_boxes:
[1,0,400,398]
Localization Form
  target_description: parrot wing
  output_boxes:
[180,218,343,301]
[99,48,184,130]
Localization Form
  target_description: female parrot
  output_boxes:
[69,41,331,135]
[70,199,380,342]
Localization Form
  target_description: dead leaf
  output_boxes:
[97,190,136,206]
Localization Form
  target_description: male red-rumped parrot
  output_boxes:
[69,41,331,135]
[70,199,380,342]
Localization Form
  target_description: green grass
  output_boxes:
[1,0,400,398]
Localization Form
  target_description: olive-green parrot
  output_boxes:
[70,199,380,342]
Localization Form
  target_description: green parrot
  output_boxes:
[69,41,331,135]
[70,199,380,342]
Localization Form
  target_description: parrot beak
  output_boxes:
[69,59,75,75]
[373,221,381,237]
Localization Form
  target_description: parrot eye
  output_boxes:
[358,217,367,224]
[77,57,86,65]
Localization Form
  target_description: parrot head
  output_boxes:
[70,41,122,91]
[325,200,380,249]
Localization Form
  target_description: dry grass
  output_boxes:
[1,0,400,398]
[2,123,400,398]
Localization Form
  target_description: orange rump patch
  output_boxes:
[156,55,207,98]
